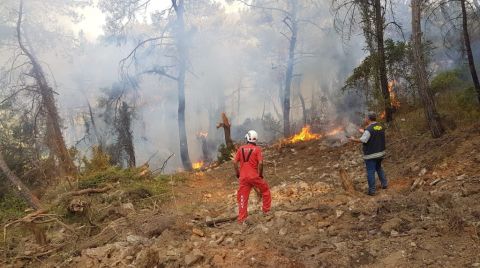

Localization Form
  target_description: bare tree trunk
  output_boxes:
[173,0,192,170]
[0,150,42,209]
[200,137,209,161]
[283,0,298,137]
[360,1,381,106]
[117,102,136,168]
[87,100,104,148]
[411,0,445,138]
[16,0,76,176]
[460,0,480,104]
[374,0,393,122]
[216,113,234,151]
[298,92,307,126]
[360,1,375,54]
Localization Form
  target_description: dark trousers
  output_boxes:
[365,158,388,194]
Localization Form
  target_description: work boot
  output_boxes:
[382,185,388,190]
[367,192,376,196]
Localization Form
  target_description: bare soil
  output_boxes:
[3,123,480,267]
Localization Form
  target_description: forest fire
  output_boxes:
[288,125,346,144]
[192,161,204,170]
[325,127,344,137]
[389,80,401,110]
[380,80,401,119]
[289,125,321,143]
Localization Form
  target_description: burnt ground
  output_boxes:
[3,123,480,267]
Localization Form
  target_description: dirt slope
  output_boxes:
[5,123,480,267]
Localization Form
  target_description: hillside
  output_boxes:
[2,123,480,268]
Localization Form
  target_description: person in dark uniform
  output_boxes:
[350,112,388,196]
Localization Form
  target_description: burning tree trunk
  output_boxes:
[16,0,76,176]
[460,0,480,104]
[173,0,192,170]
[0,150,42,210]
[216,113,234,151]
[411,0,445,138]
[373,0,393,122]
[283,0,298,137]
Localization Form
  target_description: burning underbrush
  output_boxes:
[276,124,355,150]
[192,161,204,170]
[3,119,480,268]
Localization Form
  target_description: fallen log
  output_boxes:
[285,204,333,214]
[3,209,69,245]
[4,185,112,247]
[206,215,237,227]
[69,186,112,196]
[0,149,42,210]
[205,205,334,227]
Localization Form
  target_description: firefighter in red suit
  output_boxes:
[233,130,272,223]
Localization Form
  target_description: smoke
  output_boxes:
[1,1,367,172]
[3,0,440,172]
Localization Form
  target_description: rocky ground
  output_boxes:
[3,123,480,267]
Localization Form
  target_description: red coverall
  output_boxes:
[234,143,271,222]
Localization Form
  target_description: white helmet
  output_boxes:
[245,130,258,143]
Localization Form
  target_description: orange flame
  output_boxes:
[192,161,204,170]
[380,80,400,119]
[325,127,344,136]
[289,125,320,143]
[388,80,400,109]
[380,111,386,119]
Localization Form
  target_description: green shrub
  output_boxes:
[455,87,477,107]
[82,146,111,173]
[0,192,27,224]
[78,166,138,189]
[217,144,234,164]
[437,86,480,123]
[431,70,466,93]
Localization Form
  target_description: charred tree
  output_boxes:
[173,0,192,170]
[411,0,444,138]
[16,0,76,176]
[0,150,42,210]
[216,113,235,151]
[460,0,480,104]
[116,102,136,168]
[373,0,393,122]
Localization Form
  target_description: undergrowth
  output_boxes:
[392,87,479,136]
[0,193,27,224]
